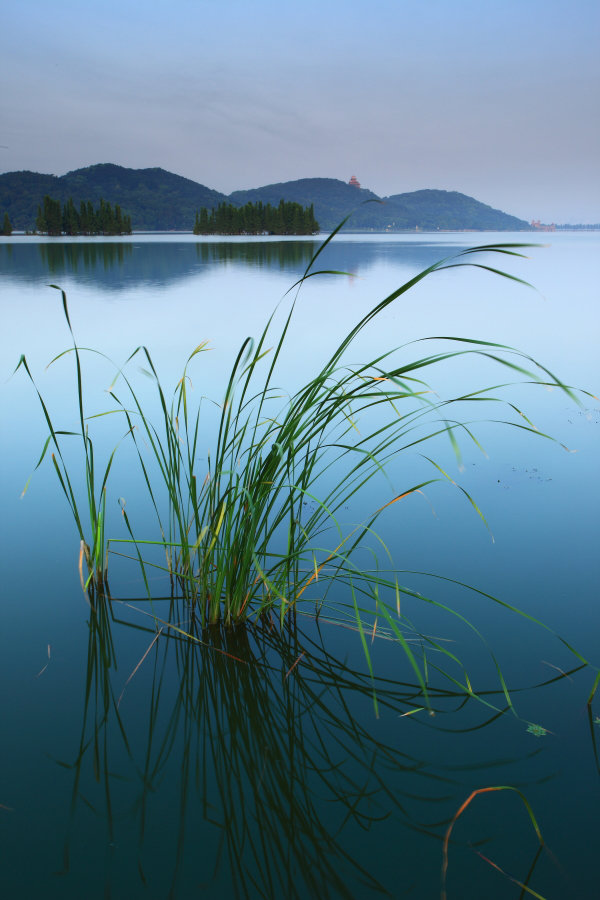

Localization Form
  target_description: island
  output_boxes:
[34,195,132,236]
[193,200,319,235]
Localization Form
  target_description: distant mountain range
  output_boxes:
[0,163,532,232]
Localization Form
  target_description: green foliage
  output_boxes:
[0,165,532,232]
[35,194,132,235]
[230,177,381,231]
[1,170,62,232]
[1,211,12,235]
[382,189,529,231]
[229,179,531,232]
[18,233,589,708]
[42,195,62,235]
[0,164,225,231]
[526,723,548,737]
[193,199,319,235]
[35,203,45,233]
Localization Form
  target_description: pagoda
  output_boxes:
[348,175,361,188]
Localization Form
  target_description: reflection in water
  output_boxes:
[195,239,318,271]
[38,240,133,273]
[0,238,458,293]
[56,592,561,899]
[0,232,597,899]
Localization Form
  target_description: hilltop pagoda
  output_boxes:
[348,175,361,188]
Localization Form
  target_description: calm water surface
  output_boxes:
[0,233,598,898]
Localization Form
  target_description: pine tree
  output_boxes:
[30,194,133,235]
[79,200,89,235]
[115,204,123,234]
[87,201,95,234]
[2,212,12,235]
[191,199,317,236]
[43,195,62,235]
[292,204,304,234]
[36,204,46,233]
[62,198,80,235]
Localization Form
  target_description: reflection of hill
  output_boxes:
[0,238,465,293]
[0,240,317,292]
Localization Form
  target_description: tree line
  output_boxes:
[35,195,132,235]
[193,199,319,235]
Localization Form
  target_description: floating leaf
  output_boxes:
[526,723,548,737]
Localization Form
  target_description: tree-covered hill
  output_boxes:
[0,171,61,229]
[381,189,529,231]
[232,180,530,231]
[229,178,381,231]
[0,164,531,232]
[0,164,227,231]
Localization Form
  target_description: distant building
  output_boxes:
[348,175,361,188]
[531,219,556,232]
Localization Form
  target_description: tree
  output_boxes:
[28,194,132,235]
[62,198,80,235]
[43,195,62,235]
[2,212,12,235]
[35,204,46,233]
[192,199,319,235]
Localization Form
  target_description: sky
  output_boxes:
[2,0,599,222]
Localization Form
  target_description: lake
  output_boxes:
[0,232,598,898]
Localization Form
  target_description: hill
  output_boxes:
[0,164,531,232]
[232,180,530,231]
[381,189,529,231]
[0,171,61,229]
[0,164,227,231]
[229,177,382,231]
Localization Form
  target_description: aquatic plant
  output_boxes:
[17,224,591,703]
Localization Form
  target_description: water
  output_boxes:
[0,233,598,898]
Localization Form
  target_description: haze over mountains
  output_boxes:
[0,163,532,232]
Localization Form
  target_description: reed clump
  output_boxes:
[18,228,588,694]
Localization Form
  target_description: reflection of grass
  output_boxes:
[56,593,558,898]
[441,785,544,900]
[18,227,592,700]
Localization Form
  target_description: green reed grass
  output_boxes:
[17,225,593,698]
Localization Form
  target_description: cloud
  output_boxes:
[2,0,599,220]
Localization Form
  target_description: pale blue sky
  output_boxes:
[2,0,599,221]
